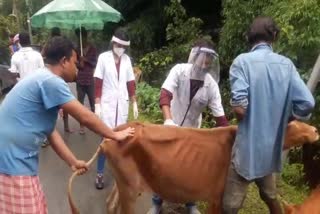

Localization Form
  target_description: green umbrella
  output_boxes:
[31,0,122,30]
[31,0,122,55]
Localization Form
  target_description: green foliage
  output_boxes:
[137,0,205,86]
[0,15,19,64]
[282,163,307,189]
[219,0,320,69]
[127,11,159,60]
[265,0,320,64]
[218,0,270,66]
[136,82,163,123]
[164,0,203,44]
[201,80,236,128]
[198,178,308,214]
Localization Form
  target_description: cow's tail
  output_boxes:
[67,145,102,214]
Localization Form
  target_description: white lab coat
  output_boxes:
[94,51,135,128]
[162,63,224,128]
[10,47,44,81]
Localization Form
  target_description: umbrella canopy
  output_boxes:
[31,0,122,30]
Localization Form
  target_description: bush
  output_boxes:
[282,163,307,189]
[137,0,206,86]
[136,82,163,123]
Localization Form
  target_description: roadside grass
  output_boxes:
[197,179,307,214]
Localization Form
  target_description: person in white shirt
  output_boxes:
[93,28,139,189]
[10,32,44,81]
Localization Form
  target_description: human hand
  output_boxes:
[95,103,101,118]
[71,160,89,175]
[163,119,178,126]
[114,127,135,141]
[133,101,139,119]
[58,109,63,118]
[79,56,85,67]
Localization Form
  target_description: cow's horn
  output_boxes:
[67,145,102,214]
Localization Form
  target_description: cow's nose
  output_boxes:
[314,128,318,134]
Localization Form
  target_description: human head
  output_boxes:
[19,32,31,47]
[51,27,61,37]
[111,28,130,58]
[247,16,280,47]
[189,38,220,82]
[43,36,78,82]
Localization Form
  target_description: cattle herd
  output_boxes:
[68,121,319,214]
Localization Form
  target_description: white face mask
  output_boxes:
[113,47,125,57]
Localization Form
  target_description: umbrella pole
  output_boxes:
[80,24,83,56]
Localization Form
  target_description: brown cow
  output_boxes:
[283,186,320,214]
[68,121,318,214]
[283,121,318,150]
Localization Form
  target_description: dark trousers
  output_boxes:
[76,83,95,112]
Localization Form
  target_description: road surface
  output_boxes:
[38,83,152,214]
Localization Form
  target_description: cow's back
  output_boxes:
[109,122,237,203]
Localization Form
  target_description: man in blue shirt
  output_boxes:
[222,17,315,214]
[0,36,134,213]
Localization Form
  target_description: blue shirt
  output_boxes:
[0,68,75,176]
[230,43,314,180]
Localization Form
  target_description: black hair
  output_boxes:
[247,16,280,46]
[43,36,75,65]
[19,32,31,46]
[113,28,130,42]
[9,34,15,38]
[75,27,87,38]
[51,27,61,37]
[192,38,215,50]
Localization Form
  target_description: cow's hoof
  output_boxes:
[95,174,105,190]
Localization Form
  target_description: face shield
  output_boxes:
[189,47,220,83]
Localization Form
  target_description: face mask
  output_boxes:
[113,47,125,57]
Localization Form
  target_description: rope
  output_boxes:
[67,145,102,214]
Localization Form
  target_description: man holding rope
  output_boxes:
[0,36,134,214]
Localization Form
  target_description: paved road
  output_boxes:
[38,83,152,214]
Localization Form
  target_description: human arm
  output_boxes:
[208,81,229,126]
[125,58,139,119]
[160,88,174,121]
[291,64,315,120]
[83,46,98,67]
[9,45,14,56]
[94,77,102,116]
[93,54,104,115]
[229,57,249,121]
[159,65,181,125]
[62,100,134,141]
[48,129,88,174]
[127,81,138,119]
[40,75,134,141]
[78,46,98,69]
